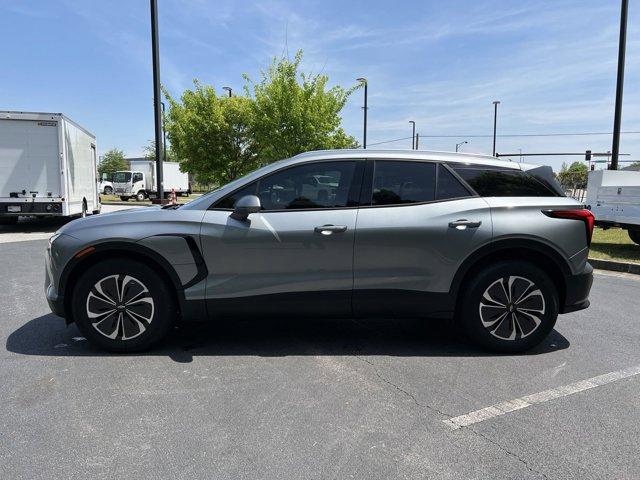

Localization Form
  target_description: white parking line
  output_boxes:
[444,364,640,429]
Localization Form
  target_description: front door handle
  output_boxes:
[314,224,348,235]
[448,219,482,229]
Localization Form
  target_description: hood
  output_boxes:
[58,206,162,237]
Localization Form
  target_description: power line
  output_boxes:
[419,130,640,139]
[367,130,640,146]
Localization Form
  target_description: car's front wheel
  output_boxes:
[459,261,558,353]
[71,258,176,352]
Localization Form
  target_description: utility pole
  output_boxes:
[150,0,164,201]
[409,121,416,150]
[492,101,500,157]
[357,78,368,148]
[415,133,419,150]
[611,0,628,170]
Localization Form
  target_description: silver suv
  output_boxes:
[45,150,594,353]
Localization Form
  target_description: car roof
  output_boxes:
[287,149,530,170]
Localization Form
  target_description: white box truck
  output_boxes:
[113,159,190,201]
[586,169,640,245]
[0,111,100,224]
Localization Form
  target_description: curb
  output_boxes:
[101,202,152,206]
[589,258,640,275]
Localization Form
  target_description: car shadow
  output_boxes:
[6,314,570,363]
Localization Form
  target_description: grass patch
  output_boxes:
[590,227,640,264]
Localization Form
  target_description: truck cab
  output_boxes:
[113,170,147,202]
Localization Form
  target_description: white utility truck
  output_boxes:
[113,159,190,201]
[586,169,640,245]
[0,111,100,224]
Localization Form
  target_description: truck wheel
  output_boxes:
[0,217,18,226]
[120,196,129,202]
[135,191,146,202]
[70,258,176,352]
[628,229,640,246]
[459,260,558,353]
[104,186,113,195]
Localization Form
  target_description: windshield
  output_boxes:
[113,172,132,183]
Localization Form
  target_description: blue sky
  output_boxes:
[1,0,638,170]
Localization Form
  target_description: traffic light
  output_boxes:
[585,150,592,162]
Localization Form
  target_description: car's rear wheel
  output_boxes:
[628,228,640,246]
[104,186,113,195]
[459,261,558,353]
[71,259,176,352]
[119,196,129,202]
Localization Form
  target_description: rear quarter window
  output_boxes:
[451,165,560,197]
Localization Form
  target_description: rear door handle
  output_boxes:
[448,219,482,229]
[314,224,348,235]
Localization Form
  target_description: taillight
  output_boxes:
[543,209,595,246]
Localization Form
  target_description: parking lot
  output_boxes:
[1,208,639,479]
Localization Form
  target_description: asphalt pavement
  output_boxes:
[1,213,639,479]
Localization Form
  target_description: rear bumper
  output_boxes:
[560,262,593,314]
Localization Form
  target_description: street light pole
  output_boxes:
[357,78,368,148]
[150,0,164,201]
[455,140,468,152]
[409,121,416,150]
[492,101,500,157]
[222,86,233,98]
[611,0,628,170]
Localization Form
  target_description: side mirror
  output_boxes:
[230,195,261,221]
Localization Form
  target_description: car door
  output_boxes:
[353,160,492,317]
[200,159,364,317]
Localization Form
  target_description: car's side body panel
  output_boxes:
[352,197,493,316]
[199,208,358,317]
[485,196,589,275]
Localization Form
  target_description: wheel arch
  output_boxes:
[60,241,185,324]
[451,238,571,315]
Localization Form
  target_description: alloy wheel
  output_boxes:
[478,276,546,340]
[85,274,154,340]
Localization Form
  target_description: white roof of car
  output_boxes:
[290,149,532,170]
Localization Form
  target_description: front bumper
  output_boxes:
[560,262,593,314]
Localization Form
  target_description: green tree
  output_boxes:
[143,140,178,163]
[557,161,588,188]
[164,82,258,184]
[98,148,128,177]
[627,161,640,170]
[246,50,359,162]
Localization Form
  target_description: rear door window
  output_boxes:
[370,161,436,206]
[436,164,473,200]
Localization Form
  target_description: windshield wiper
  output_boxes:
[161,204,181,209]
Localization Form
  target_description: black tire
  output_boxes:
[628,228,640,246]
[104,186,113,195]
[71,258,176,352]
[0,216,18,226]
[459,261,559,353]
[120,196,129,202]
[135,191,146,202]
